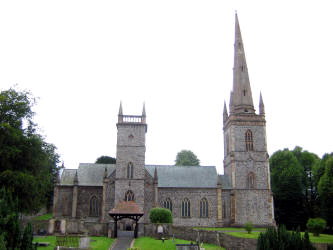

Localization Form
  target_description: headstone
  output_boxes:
[60,220,66,234]
[48,219,55,234]
[79,237,90,248]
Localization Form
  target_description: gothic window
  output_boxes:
[127,162,133,179]
[89,196,100,217]
[248,172,256,189]
[200,198,209,218]
[162,198,172,212]
[181,198,191,217]
[125,190,135,201]
[245,129,254,151]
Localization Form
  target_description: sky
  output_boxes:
[1,0,333,174]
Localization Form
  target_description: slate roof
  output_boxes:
[60,163,115,186]
[60,163,221,188]
[145,165,218,188]
[218,174,232,189]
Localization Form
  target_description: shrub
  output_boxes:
[244,221,253,234]
[149,208,172,224]
[306,218,326,236]
[257,225,315,250]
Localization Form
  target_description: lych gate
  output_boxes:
[108,201,144,238]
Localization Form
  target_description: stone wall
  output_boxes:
[76,186,103,218]
[158,188,217,227]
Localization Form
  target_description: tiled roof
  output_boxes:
[109,201,143,215]
[60,163,115,186]
[145,165,218,188]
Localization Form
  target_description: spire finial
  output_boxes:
[142,102,146,117]
[223,101,228,123]
[259,92,265,115]
[74,170,78,185]
[153,167,158,184]
[104,167,108,179]
[118,101,123,115]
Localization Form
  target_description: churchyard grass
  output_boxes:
[194,227,265,231]
[223,231,333,243]
[133,236,225,250]
[33,236,114,249]
[32,213,53,221]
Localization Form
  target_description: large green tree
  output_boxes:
[95,155,116,164]
[0,87,61,214]
[175,150,200,166]
[270,149,306,229]
[317,155,333,230]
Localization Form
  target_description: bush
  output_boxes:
[149,208,172,224]
[306,218,326,236]
[257,225,315,250]
[244,221,253,234]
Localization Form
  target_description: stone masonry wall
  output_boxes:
[76,186,103,218]
[158,188,217,227]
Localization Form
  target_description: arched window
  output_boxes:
[125,190,135,201]
[89,196,100,217]
[181,198,190,217]
[162,198,172,212]
[127,162,133,179]
[248,172,256,189]
[245,129,254,151]
[200,198,209,218]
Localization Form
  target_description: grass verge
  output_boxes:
[133,236,225,250]
[33,236,114,250]
[223,231,333,243]
[32,213,53,221]
[194,227,266,231]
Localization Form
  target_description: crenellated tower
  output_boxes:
[223,13,275,226]
[114,103,147,211]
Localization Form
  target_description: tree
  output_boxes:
[306,218,326,236]
[175,150,200,166]
[0,87,61,214]
[270,149,306,229]
[149,208,172,224]
[95,155,116,164]
[292,147,320,218]
[318,156,333,230]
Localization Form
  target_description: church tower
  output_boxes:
[223,14,275,226]
[114,103,147,210]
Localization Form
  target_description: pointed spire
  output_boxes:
[142,102,146,116]
[153,167,158,184]
[104,167,108,179]
[223,101,228,123]
[118,101,123,116]
[230,13,255,114]
[259,92,265,115]
[74,170,78,185]
[118,101,123,123]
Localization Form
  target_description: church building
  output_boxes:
[52,14,275,236]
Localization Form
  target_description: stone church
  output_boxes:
[52,14,275,236]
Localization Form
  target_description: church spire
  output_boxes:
[230,13,255,114]
[259,92,265,115]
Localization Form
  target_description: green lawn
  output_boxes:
[133,237,224,250]
[32,213,53,221]
[33,236,114,250]
[195,227,266,232]
[223,231,333,243]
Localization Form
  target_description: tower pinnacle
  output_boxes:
[230,13,255,114]
[259,92,265,115]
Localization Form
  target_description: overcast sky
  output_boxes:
[1,0,332,174]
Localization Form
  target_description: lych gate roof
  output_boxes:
[109,201,143,215]
[145,165,218,188]
[60,163,115,186]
